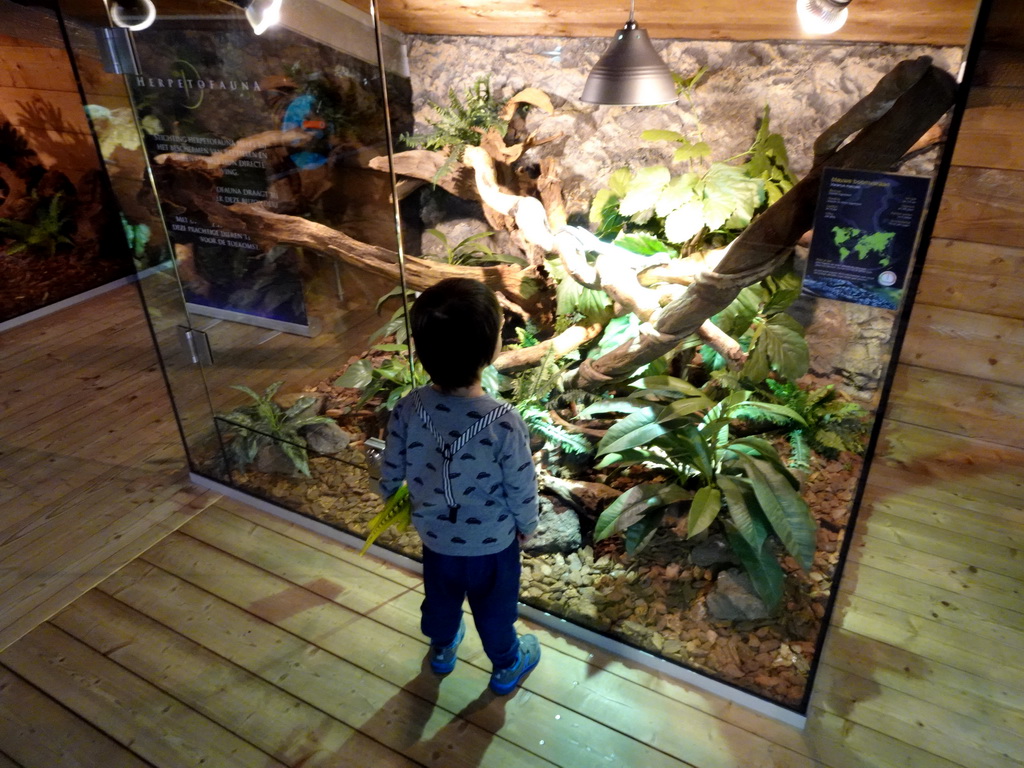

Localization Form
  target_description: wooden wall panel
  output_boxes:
[914,239,1024,318]
[931,166,1024,248]
[886,365,1024,449]
[951,102,1024,171]
[899,304,1024,387]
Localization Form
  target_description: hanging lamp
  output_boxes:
[796,0,852,35]
[580,0,677,107]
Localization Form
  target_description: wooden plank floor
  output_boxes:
[1,286,1022,767]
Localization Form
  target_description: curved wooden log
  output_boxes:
[569,57,958,390]
[151,156,537,307]
[492,322,604,374]
[366,150,480,201]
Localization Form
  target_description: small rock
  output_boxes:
[706,569,774,621]
[690,534,741,568]
[523,496,583,555]
[254,443,303,476]
[302,422,352,455]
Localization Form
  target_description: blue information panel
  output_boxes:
[803,168,931,310]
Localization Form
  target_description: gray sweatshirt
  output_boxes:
[379,386,539,556]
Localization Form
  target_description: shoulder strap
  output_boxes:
[412,393,513,522]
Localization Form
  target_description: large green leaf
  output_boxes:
[334,359,375,389]
[741,341,771,383]
[606,167,634,198]
[723,520,784,612]
[655,172,699,219]
[713,285,763,338]
[278,440,312,477]
[590,314,641,359]
[664,201,706,244]
[686,484,722,538]
[762,313,809,381]
[596,406,664,455]
[717,474,767,552]
[733,454,816,570]
[625,509,665,555]
[578,398,645,419]
[702,164,762,231]
[619,166,671,218]
[594,483,691,541]
[633,375,707,398]
[613,233,675,256]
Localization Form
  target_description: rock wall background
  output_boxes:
[403,35,963,395]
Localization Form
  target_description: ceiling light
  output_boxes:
[108,0,157,31]
[581,0,677,107]
[225,0,283,35]
[796,0,852,35]
[244,0,282,35]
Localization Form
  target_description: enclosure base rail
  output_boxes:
[190,472,809,730]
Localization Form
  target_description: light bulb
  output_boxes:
[109,0,157,31]
[796,0,850,35]
[245,0,283,35]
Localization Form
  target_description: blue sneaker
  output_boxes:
[489,635,540,695]
[428,619,465,675]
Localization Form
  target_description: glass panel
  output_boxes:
[58,1,226,474]
[59,0,413,496]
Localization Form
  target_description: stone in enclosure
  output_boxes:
[523,495,582,554]
[690,533,742,568]
[706,568,773,621]
[254,443,302,476]
[302,421,353,455]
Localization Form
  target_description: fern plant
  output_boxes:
[0,192,73,257]
[754,380,869,468]
[218,381,335,477]
[510,347,591,456]
[400,76,508,181]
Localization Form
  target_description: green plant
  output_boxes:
[589,106,797,254]
[0,192,73,257]
[509,347,592,456]
[749,380,869,468]
[218,381,335,477]
[588,378,816,611]
[701,271,809,386]
[400,76,508,181]
[425,229,527,267]
[333,343,429,412]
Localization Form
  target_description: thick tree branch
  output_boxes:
[492,322,604,374]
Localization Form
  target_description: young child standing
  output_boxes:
[378,277,541,695]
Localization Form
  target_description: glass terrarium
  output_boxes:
[61,0,964,723]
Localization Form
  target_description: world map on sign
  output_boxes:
[831,227,896,266]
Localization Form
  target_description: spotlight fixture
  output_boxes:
[796,0,852,35]
[108,0,157,32]
[225,0,283,35]
[244,0,283,35]
[581,0,677,107]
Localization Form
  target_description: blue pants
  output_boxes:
[420,541,521,670]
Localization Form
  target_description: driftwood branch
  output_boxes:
[492,322,604,374]
[366,150,480,201]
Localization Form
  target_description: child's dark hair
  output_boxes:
[411,278,502,391]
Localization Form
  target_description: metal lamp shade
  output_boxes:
[581,22,677,106]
